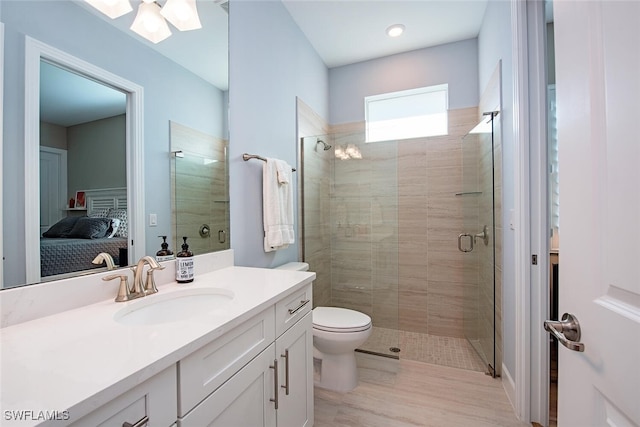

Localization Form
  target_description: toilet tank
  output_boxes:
[274,262,309,272]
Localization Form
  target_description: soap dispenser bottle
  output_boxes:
[156,235,175,262]
[176,236,194,283]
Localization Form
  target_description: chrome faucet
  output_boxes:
[92,252,116,270]
[103,256,165,302]
[132,256,165,296]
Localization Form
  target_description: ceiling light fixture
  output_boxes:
[85,0,133,19]
[386,24,405,38]
[85,0,202,44]
[130,0,172,44]
[161,0,202,31]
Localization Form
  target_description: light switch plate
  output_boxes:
[149,213,157,226]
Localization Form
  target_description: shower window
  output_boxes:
[364,84,448,143]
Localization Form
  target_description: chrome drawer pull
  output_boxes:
[288,299,310,315]
[270,360,279,409]
[123,415,148,427]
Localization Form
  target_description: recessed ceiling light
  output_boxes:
[386,24,405,38]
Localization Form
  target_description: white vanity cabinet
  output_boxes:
[274,285,314,427]
[1,263,318,427]
[70,365,177,427]
[274,311,313,427]
[178,284,313,427]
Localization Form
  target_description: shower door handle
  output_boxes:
[458,233,474,252]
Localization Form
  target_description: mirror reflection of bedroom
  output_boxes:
[39,60,127,281]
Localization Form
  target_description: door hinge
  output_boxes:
[532,254,538,265]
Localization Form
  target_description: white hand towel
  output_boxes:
[263,158,295,252]
[276,160,291,184]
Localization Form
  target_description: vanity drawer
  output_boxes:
[70,365,176,427]
[275,284,312,338]
[178,307,276,416]
[177,343,276,427]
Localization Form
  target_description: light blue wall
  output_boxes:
[228,0,329,267]
[478,0,516,377]
[67,115,126,196]
[329,38,479,124]
[1,1,225,286]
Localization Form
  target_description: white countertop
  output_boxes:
[0,266,315,426]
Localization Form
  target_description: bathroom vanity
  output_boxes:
[0,251,315,427]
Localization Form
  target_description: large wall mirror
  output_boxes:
[1,0,229,288]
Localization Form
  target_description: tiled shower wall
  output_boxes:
[328,107,481,338]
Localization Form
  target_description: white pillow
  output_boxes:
[107,209,128,238]
[106,218,121,238]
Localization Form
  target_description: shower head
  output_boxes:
[317,139,332,151]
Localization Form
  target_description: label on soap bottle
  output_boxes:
[176,257,194,282]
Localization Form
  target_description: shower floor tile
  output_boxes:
[359,327,487,373]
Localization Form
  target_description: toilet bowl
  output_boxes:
[312,306,372,392]
[275,262,373,392]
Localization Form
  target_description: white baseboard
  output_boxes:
[502,363,517,412]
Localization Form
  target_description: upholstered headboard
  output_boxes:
[85,188,127,214]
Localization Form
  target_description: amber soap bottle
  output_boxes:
[176,236,194,283]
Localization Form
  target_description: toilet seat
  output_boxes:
[313,307,372,333]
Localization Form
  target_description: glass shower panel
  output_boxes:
[173,148,230,255]
[461,113,497,376]
[301,135,333,309]
[301,133,400,359]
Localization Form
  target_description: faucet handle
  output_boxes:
[144,264,165,295]
[103,273,141,302]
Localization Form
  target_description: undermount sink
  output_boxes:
[114,287,235,325]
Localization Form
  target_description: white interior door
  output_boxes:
[553,0,640,425]
[39,147,67,235]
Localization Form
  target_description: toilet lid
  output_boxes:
[313,307,372,332]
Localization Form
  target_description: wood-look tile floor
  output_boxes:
[314,353,529,427]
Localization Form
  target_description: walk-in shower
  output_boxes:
[299,106,502,375]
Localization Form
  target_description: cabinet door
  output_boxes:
[275,312,313,427]
[70,365,176,427]
[179,343,277,427]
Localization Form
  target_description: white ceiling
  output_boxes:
[42,0,488,127]
[40,61,127,127]
[281,0,488,68]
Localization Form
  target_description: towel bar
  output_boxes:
[242,153,296,171]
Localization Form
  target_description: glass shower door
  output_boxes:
[461,113,498,376]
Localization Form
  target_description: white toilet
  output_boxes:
[275,262,373,393]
